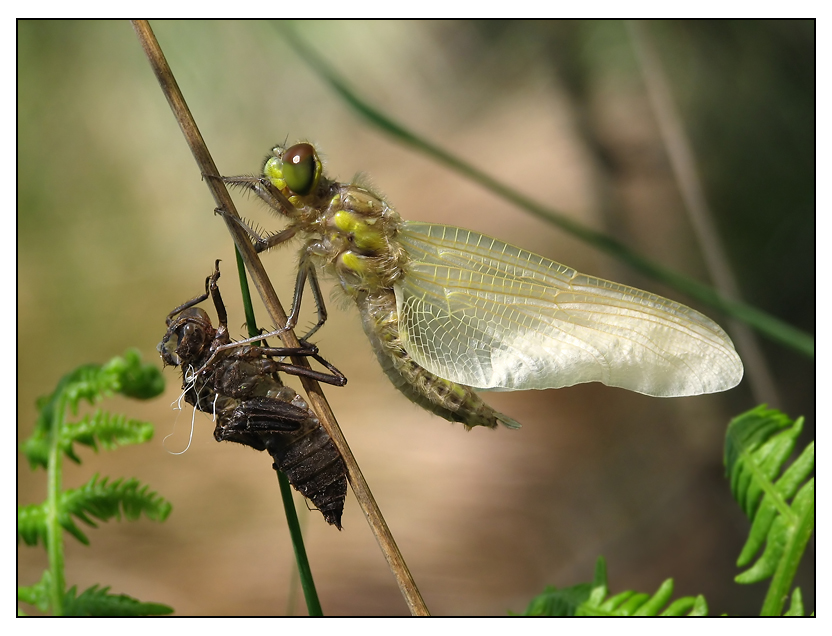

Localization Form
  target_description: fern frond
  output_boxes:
[19,349,170,616]
[724,405,814,615]
[519,583,596,616]
[517,557,707,616]
[18,475,172,547]
[724,406,814,579]
[579,579,707,616]
[102,348,166,400]
[17,502,50,547]
[516,556,606,615]
[782,588,805,617]
[63,585,173,617]
[19,496,104,547]
[20,434,51,470]
[22,350,164,469]
[61,411,155,464]
[17,570,53,613]
[63,474,173,528]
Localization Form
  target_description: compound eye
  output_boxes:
[282,143,319,195]
[158,333,181,366]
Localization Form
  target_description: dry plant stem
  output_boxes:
[627,20,780,408]
[131,20,429,616]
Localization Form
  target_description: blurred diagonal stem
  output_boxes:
[626,20,780,407]
[275,21,814,360]
[131,20,429,617]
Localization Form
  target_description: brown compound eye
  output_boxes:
[283,143,319,195]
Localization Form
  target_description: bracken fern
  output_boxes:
[18,349,173,617]
[517,405,813,617]
[725,405,814,615]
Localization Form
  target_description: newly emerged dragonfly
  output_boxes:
[221,142,743,430]
[158,261,348,528]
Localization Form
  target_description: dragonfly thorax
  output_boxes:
[305,184,406,296]
[265,145,407,294]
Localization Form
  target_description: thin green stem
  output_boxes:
[235,248,265,347]
[276,22,814,360]
[276,470,323,616]
[46,395,66,615]
[234,248,323,617]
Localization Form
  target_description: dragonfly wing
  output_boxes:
[395,222,743,397]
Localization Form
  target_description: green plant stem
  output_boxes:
[276,22,814,360]
[236,248,265,346]
[276,470,323,616]
[46,395,66,616]
[760,487,815,616]
[235,247,323,617]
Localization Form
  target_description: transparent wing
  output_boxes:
[395,222,743,397]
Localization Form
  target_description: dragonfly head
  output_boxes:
[158,307,215,368]
[264,142,323,199]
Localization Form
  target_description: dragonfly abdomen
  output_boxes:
[358,291,520,430]
[264,415,348,529]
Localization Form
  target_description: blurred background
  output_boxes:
[18,20,814,616]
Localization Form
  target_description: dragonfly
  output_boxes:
[159,261,348,528]
[220,142,744,430]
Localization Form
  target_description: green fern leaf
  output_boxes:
[518,557,707,617]
[18,475,172,547]
[60,411,155,464]
[17,504,86,546]
[20,435,51,470]
[517,557,607,616]
[63,585,173,616]
[19,349,171,616]
[782,588,804,617]
[724,406,814,584]
[17,502,48,547]
[519,583,595,616]
[579,580,706,617]
[21,350,164,469]
[59,349,164,412]
[17,571,53,612]
[63,474,173,527]
[724,406,814,615]
[18,499,94,545]
[102,349,166,401]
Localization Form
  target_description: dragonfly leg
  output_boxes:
[253,348,347,387]
[187,259,333,380]
[214,207,299,253]
[221,174,296,215]
[234,333,346,387]
[200,258,312,356]
[286,249,328,341]
[164,269,213,326]
[205,259,228,327]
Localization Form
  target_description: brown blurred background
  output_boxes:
[18,20,814,616]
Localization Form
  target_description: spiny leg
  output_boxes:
[221,174,295,216]
[211,211,330,342]
[217,207,300,253]
[286,253,328,341]
[189,261,340,385]
[214,171,301,253]
[250,344,347,387]
[164,271,212,326]
[205,259,236,348]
